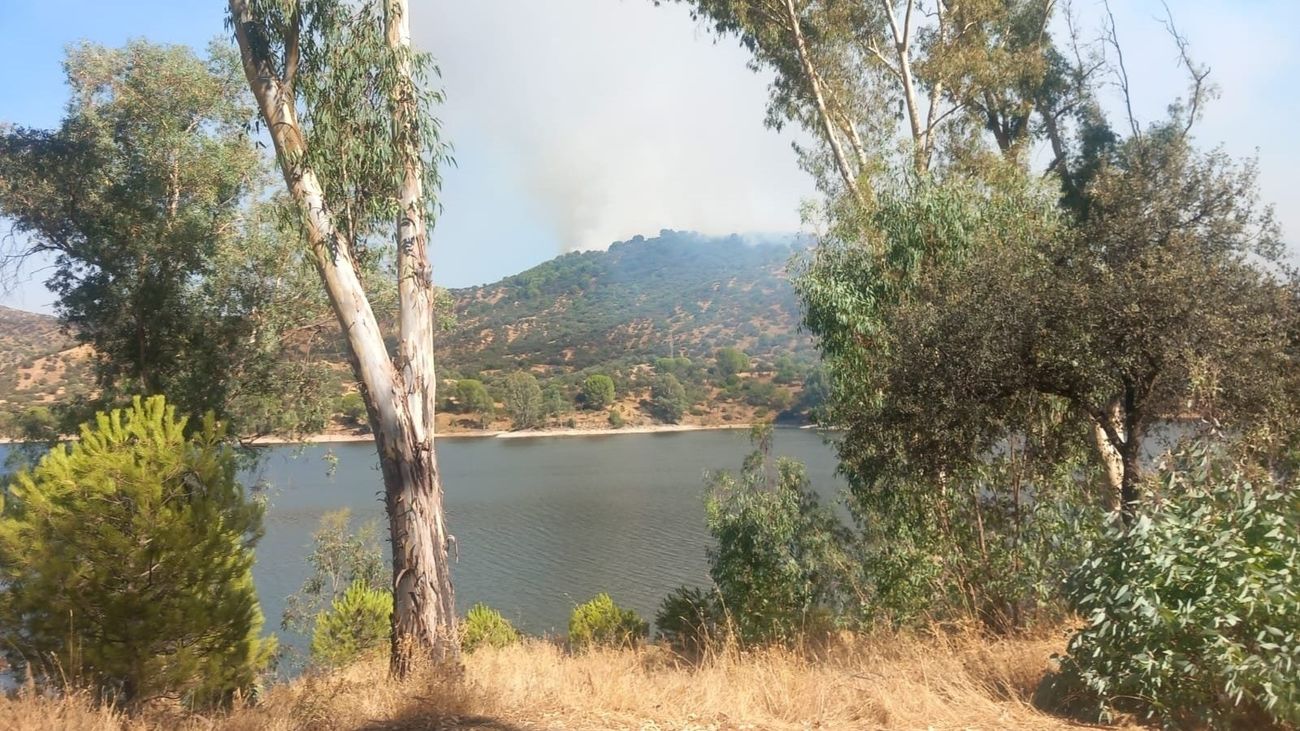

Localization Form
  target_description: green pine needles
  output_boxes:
[568,594,648,650]
[461,603,520,653]
[0,396,275,707]
[310,580,393,668]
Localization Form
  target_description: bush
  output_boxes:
[310,580,392,667]
[339,391,367,425]
[582,374,615,410]
[1060,444,1300,728]
[608,408,624,428]
[655,586,723,655]
[0,396,274,707]
[706,424,849,645]
[649,373,689,423]
[461,603,520,653]
[282,509,388,635]
[568,593,648,650]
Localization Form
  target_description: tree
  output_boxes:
[281,508,388,635]
[0,396,274,707]
[502,371,543,430]
[229,0,458,669]
[705,424,850,644]
[582,374,616,410]
[650,372,689,423]
[454,379,494,427]
[0,41,333,438]
[714,347,750,379]
[541,382,572,419]
[663,0,1061,195]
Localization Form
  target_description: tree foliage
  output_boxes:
[568,593,648,650]
[705,424,850,643]
[502,371,543,430]
[1061,443,1300,728]
[713,347,750,379]
[460,603,520,653]
[582,374,616,410]
[310,579,393,668]
[0,41,333,437]
[281,508,389,635]
[0,396,274,707]
[649,372,689,424]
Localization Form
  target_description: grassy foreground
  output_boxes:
[1,629,1127,731]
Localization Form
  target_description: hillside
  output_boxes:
[0,305,93,414]
[438,230,812,375]
[0,231,820,434]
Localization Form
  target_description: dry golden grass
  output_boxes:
[0,629,1128,731]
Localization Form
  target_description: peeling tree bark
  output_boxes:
[229,0,458,672]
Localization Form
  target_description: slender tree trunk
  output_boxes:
[881,0,927,171]
[384,0,458,672]
[229,0,458,671]
[1090,400,1125,512]
[1090,397,1141,524]
[782,0,862,204]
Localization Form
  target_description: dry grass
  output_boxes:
[0,629,1128,731]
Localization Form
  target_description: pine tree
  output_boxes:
[0,396,275,707]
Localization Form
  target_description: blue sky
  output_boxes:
[2,0,1297,313]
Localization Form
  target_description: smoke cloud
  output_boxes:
[413,0,814,258]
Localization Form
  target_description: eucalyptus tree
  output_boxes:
[227,0,458,668]
[663,0,1067,198]
[0,41,333,438]
[668,0,1300,626]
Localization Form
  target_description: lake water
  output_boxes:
[1,428,843,653]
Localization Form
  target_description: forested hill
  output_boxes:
[0,231,818,425]
[437,230,814,374]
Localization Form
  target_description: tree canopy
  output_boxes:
[0,40,334,438]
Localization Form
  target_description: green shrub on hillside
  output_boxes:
[0,396,274,707]
[461,603,521,653]
[1060,444,1300,728]
[582,374,616,410]
[310,580,392,668]
[339,391,367,425]
[649,373,689,423]
[568,594,648,650]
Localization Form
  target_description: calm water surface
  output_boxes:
[1,429,843,652]
[251,428,842,640]
[1,422,1202,662]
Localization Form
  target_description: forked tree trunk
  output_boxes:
[229,0,458,671]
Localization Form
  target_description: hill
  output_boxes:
[0,231,821,434]
[438,229,812,375]
[0,305,93,415]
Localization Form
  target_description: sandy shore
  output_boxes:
[238,422,755,445]
[494,423,751,439]
[1,423,775,447]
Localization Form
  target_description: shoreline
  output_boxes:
[243,422,758,445]
[0,422,831,447]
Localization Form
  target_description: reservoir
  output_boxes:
[1,428,844,653]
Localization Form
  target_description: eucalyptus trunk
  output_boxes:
[229,0,458,671]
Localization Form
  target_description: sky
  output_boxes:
[1,0,1297,314]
